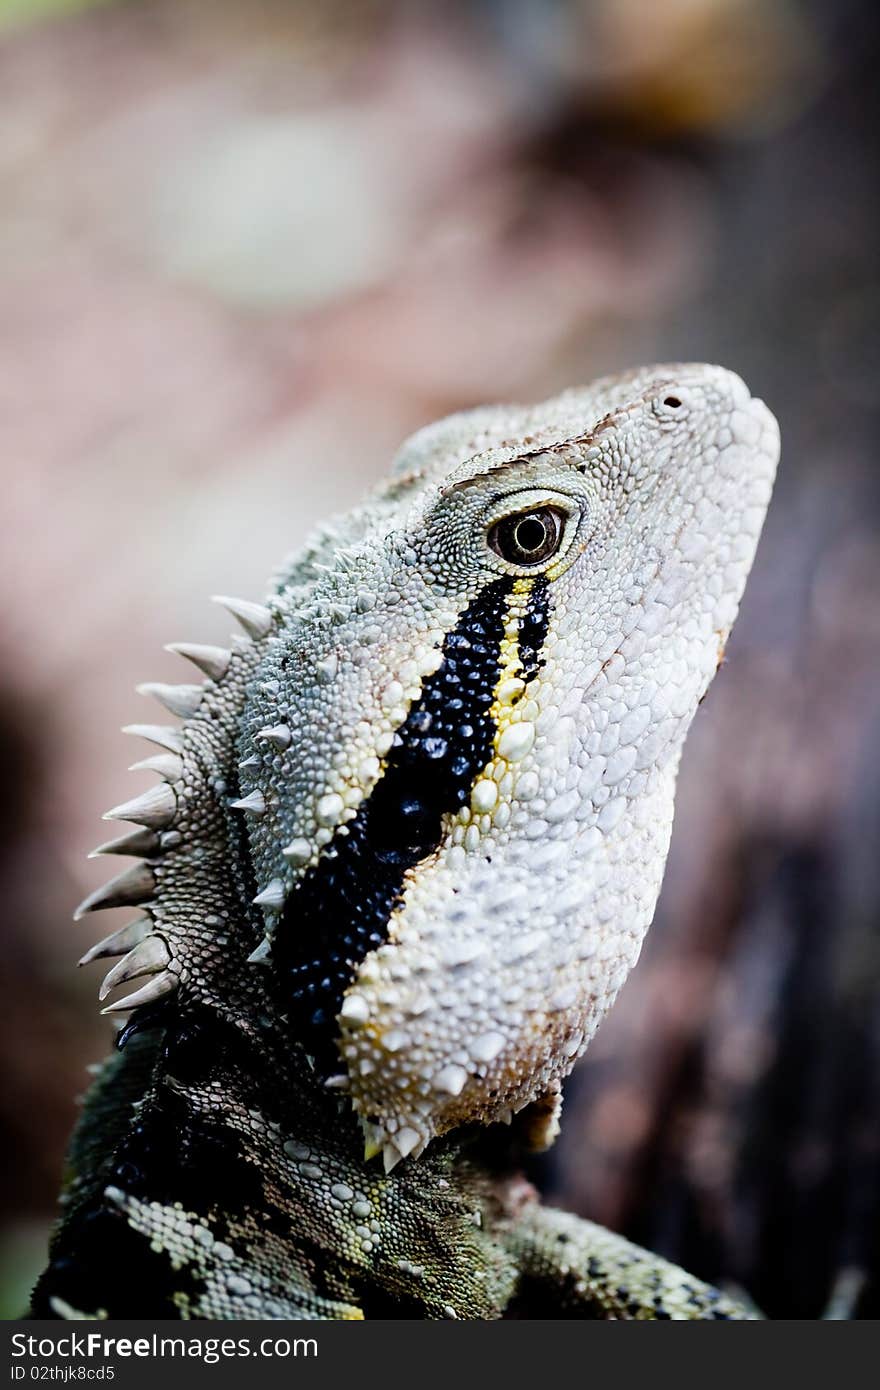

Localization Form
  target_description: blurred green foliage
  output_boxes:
[0,1225,46,1319]
[0,0,114,36]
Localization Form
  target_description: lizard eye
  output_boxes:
[488,506,566,567]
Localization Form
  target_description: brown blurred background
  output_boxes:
[1,0,877,1319]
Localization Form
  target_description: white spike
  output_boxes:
[49,1297,83,1319]
[255,724,291,751]
[324,1074,350,1091]
[282,837,312,866]
[336,548,359,573]
[253,878,285,910]
[122,724,183,754]
[165,642,230,681]
[230,790,266,817]
[74,862,156,920]
[99,936,171,1000]
[136,682,204,719]
[393,1126,421,1159]
[434,1064,468,1097]
[239,755,261,771]
[78,917,150,967]
[361,1122,385,1162]
[128,753,184,782]
[211,595,272,640]
[247,938,272,965]
[89,827,160,860]
[340,993,370,1024]
[383,1142,403,1174]
[103,782,176,830]
[316,654,338,683]
[100,970,178,1014]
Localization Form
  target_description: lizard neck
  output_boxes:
[41,995,531,1319]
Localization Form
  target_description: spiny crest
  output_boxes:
[164,642,231,681]
[89,826,161,860]
[103,782,177,831]
[129,752,184,781]
[76,594,273,1015]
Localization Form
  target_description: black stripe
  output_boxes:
[274,577,514,1070]
[517,576,550,684]
[32,1205,201,1318]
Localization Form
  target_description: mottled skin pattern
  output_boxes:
[34,364,778,1320]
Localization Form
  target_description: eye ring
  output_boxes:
[487,505,566,568]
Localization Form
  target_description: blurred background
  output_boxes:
[1,0,878,1320]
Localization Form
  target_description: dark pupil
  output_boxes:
[514,516,547,554]
[490,506,562,566]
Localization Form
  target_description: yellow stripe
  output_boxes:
[447,579,540,847]
[492,577,533,717]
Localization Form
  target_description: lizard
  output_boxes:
[32,362,779,1320]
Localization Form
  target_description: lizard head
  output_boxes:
[78,363,778,1172]
[241,362,779,1164]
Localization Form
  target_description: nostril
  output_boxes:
[663,396,682,409]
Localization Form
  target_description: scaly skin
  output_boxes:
[33,364,778,1319]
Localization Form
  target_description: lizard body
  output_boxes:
[34,363,779,1319]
